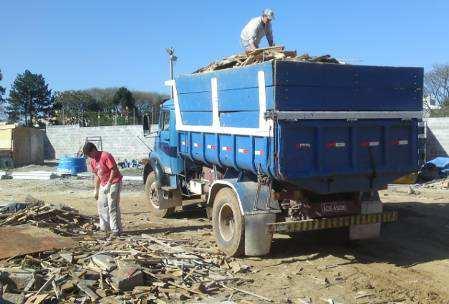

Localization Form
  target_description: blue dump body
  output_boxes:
[172,60,424,194]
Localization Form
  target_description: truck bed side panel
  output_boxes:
[275,61,423,111]
[277,119,422,193]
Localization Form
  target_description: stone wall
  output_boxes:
[45,125,157,161]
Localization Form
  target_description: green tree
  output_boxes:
[7,70,53,126]
[53,90,99,125]
[133,91,167,113]
[84,87,117,112]
[133,90,167,124]
[49,87,168,126]
[112,87,136,115]
[0,70,6,120]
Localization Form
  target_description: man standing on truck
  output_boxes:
[240,9,275,52]
[83,142,123,236]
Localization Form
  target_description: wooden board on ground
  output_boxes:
[0,224,75,260]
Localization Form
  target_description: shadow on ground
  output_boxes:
[122,200,449,268]
[125,223,211,236]
[266,201,449,268]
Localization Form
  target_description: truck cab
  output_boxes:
[144,100,183,218]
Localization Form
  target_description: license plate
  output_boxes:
[322,201,348,215]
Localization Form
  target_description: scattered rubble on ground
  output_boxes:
[418,177,449,190]
[0,197,97,237]
[0,198,271,303]
[0,233,264,303]
[2,177,449,303]
[194,46,341,73]
[388,177,449,195]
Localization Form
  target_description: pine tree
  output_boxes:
[7,70,53,126]
[0,70,6,119]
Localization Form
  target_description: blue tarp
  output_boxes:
[0,202,28,213]
[427,157,449,174]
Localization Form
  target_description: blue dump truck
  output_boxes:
[143,59,424,256]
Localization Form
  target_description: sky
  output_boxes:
[1,0,449,95]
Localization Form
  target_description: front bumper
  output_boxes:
[267,211,398,234]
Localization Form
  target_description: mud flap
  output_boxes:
[158,188,182,210]
[244,212,276,256]
[350,200,382,240]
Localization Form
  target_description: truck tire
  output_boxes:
[212,188,244,257]
[144,172,174,218]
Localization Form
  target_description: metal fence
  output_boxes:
[55,108,160,127]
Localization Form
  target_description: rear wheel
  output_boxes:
[144,172,174,218]
[212,188,244,257]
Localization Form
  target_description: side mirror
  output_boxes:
[143,114,151,136]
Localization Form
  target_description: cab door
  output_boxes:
[156,107,183,176]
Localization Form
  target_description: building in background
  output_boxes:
[0,123,44,168]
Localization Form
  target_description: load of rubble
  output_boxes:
[193,46,342,73]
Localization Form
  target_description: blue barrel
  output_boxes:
[57,156,87,175]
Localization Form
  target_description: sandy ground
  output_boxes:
[1,173,449,304]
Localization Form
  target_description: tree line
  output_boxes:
[424,64,449,117]
[0,69,168,127]
[1,64,449,126]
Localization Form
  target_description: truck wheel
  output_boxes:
[144,172,173,218]
[212,188,244,257]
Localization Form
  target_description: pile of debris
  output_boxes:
[0,199,97,236]
[194,46,341,73]
[0,234,256,303]
[417,177,449,190]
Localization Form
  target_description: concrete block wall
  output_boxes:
[426,117,449,160]
[45,119,449,162]
[45,125,157,161]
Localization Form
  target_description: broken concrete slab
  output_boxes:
[110,262,144,291]
[59,252,74,264]
[0,268,44,291]
[60,280,76,294]
[91,254,117,272]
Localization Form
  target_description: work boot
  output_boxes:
[111,231,122,237]
[104,231,122,241]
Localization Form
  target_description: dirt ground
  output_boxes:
[1,172,449,304]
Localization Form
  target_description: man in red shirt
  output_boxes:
[83,142,123,236]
